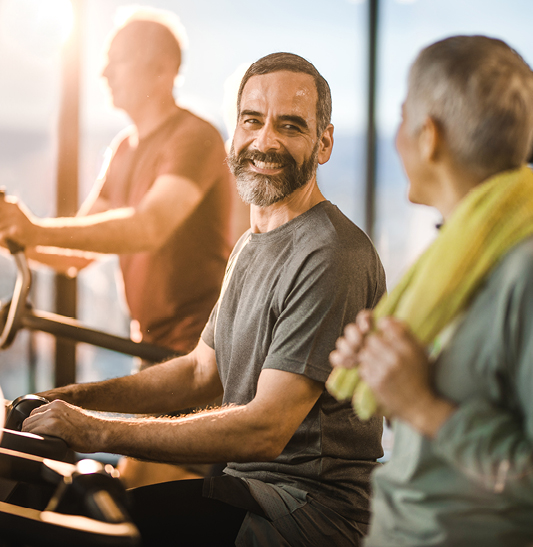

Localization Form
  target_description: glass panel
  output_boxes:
[81,0,369,219]
[375,0,533,287]
[0,0,68,398]
[1,0,368,393]
[76,0,369,383]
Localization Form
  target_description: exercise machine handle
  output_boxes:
[0,188,30,349]
[2,395,72,461]
[0,216,176,361]
[0,239,30,349]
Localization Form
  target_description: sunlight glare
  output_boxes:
[0,0,74,60]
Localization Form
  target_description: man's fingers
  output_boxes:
[21,410,48,434]
[27,400,64,419]
[22,400,67,432]
[331,323,367,369]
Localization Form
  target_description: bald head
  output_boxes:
[108,18,182,77]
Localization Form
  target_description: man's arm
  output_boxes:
[36,339,223,415]
[21,193,110,274]
[0,191,107,274]
[0,173,204,255]
[24,365,323,465]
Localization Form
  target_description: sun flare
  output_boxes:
[0,0,74,60]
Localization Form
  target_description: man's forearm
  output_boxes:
[37,353,221,415]
[96,403,278,464]
[37,378,140,413]
[23,399,276,464]
[25,367,321,465]
[26,247,98,276]
[33,209,156,254]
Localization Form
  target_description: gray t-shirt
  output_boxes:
[201,201,386,523]
[365,237,533,547]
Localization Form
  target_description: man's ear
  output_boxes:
[318,124,334,165]
[419,116,441,162]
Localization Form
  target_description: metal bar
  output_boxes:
[364,0,379,240]
[21,312,176,364]
[0,251,31,350]
[54,0,83,387]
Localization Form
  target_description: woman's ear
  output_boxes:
[419,116,441,162]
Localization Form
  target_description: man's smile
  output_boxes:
[248,157,286,175]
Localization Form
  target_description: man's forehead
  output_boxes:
[109,23,162,58]
[108,28,139,57]
[240,71,318,113]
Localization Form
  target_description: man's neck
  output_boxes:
[250,179,326,233]
[128,96,180,140]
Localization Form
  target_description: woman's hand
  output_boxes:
[329,309,374,369]
[358,317,456,437]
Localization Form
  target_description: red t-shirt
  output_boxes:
[99,108,232,354]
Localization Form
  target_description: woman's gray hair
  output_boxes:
[406,35,533,176]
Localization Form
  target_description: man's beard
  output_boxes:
[227,143,319,207]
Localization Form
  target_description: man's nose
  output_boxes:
[253,122,281,153]
[101,61,112,80]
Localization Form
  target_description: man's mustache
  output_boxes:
[235,148,296,169]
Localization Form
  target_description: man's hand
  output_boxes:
[2,398,11,425]
[0,196,36,248]
[22,400,105,453]
[329,309,374,369]
[357,317,456,437]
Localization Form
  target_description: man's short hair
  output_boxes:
[237,52,332,136]
[406,35,533,176]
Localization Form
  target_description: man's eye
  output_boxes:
[282,124,300,132]
[243,118,259,125]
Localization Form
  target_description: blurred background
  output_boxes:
[1,0,533,401]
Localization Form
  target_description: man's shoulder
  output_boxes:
[110,125,136,151]
[295,201,378,257]
[284,202,385,292]
[503,236,533,268]
[172,108,225,145]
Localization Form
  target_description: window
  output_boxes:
[375,0,533,286]
[0,0,367,395]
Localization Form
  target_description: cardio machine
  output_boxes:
[0,242,177,546]
[0,393,140,547]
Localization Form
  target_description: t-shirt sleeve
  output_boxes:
[98,128,133,203]
[157,120,228,193]
[433,243,533,504]
[201,232,253,350]
[262,246,367,383]
[201,302,218,349]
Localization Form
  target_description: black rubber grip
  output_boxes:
[5,239,25,255]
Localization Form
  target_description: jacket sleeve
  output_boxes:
[432,244,533,505]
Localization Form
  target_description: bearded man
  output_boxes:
[22,52,386,547]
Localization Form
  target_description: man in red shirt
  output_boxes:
[0,8,234,486]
